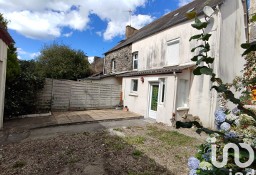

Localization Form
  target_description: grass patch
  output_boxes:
[113,128,123,132]
[125,136,146,145]
[105,136,126,151]
[132,150,143,158]
[147,125,194,146]
[13,160,26,168]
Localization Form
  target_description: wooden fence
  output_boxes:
[37,78,121,111]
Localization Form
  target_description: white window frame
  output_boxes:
[159,78,166,105]
[111,59,116,72]
[132,52,138,70]
[131,79,138,93]
[166,38,180,66]
[177,79,189,108]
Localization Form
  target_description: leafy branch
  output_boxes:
[187,12,256,120]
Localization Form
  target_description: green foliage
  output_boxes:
[5,60,45,117]
[37,43,92,80]
[6,44,20,81]
[0,13,8,29]
[190,14,256,120]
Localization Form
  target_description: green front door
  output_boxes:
[151,85,159,111]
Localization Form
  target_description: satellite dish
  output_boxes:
[203,6,214,17]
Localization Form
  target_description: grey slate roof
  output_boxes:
[116,64,195,77]
[105,0,224,54]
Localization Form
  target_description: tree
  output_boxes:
[37,43,92,80]
[6,44,20,81]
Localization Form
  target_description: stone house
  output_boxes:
[0,24,14,129]
[103,0,248,128]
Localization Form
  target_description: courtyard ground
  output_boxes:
[0,122,206,175]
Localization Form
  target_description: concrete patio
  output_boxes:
[3,109,143,131]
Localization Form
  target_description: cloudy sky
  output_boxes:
[0,0,192,60]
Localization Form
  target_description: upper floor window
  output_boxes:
[166,39,180,66]
[132,52,138,70]
[111,59,116,72]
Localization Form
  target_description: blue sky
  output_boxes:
[0,0,192,61]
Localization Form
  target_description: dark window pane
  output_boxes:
[162,84,165,102]
[133,80,138,91]
[134,60,138,69]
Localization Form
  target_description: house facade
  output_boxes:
[104,0,247,128]
[0,24,14,129]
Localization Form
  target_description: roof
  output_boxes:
[116,64,195,77]
[105,0,224,54]
[0,24,14,46]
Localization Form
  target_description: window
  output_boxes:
[111,59,116,72]
[166,39,180,66]
[177,79,189,108]
[131,79,138,92]
[132,52,138,70]
[159,78,166,104]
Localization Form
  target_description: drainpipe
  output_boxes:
[172,71,178,123]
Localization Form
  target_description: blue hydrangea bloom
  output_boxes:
[224,131,237,139]
[220,122,231,131]
[188,157,200,170]
[189,169,197,175]
[215,109,226,124]
[232,107,240,115]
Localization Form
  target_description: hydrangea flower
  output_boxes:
[220,122,231,131]
[226,114,239,121]
[224,131,237,139]
[206,137,216,143]
[232,107,240,115]
[188,157,200,170]
[199,161,213,170]
[202,152,211,162]
[189,169,197,175]
[215,109,226,124]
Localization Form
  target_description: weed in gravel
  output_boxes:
[125,136,146,145]
[13,160,26,168]
[132,150,143,158]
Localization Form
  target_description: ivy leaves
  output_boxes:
[190,17,213,76]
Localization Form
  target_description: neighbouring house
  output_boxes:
[0,24,14,129]
[90,56,104,74]
[103,0,248,128]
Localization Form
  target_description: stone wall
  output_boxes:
[104,44,132,74]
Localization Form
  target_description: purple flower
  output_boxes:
[220,122,231,131]
[215,109,226,124]
[224,131,237,139]
[189,169,197,175]
[188,157,200,170]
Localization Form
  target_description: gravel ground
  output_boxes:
[0,123,206,175]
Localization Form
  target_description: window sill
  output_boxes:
[176,107,189,111]
[129,92,138,97]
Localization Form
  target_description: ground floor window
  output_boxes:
[177,79,189,107]
[131,79,138,92]
[159,78,166,104]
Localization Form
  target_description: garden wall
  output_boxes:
[37,78,121,111]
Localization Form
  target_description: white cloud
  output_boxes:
[63,32,73,37]
[17,48,41,60]
[88,56,95,64]
[0,0,154,40]
[178,0,193,7]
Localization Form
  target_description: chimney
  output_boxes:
[125,25,138,38]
